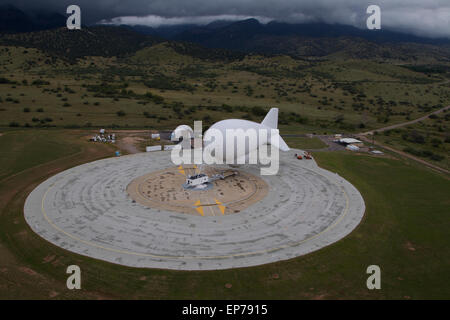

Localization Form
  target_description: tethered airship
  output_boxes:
[203,107,289,164]
[171,107,289,166]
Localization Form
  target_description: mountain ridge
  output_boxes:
[0,4,66,33]
[0,25,245,62]
[1,5,449,62]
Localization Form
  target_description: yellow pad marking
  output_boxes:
[194,200,204,216]
[178,165,185,176]
[215,199,226,215]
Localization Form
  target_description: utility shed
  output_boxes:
[339,138,364,147]
[346,144,360,151]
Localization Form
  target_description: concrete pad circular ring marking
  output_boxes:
[24,149,365,270]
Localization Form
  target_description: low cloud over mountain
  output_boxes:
[3,0,450,39]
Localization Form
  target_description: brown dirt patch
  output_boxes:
[127,166,268,216]
[43,255,56,264]
[19,267,38,276]
[405,241,416,252]
[117,136,145,154]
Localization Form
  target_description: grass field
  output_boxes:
[283,136,328,150]
[1,43,450,135]
[0,130,448,299]
[0,130,80,181]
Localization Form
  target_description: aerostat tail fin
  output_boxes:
[261,108,290,151]
[261,108,278,129]
[270,132,290,151]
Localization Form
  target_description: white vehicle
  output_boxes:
[185,174,209,187]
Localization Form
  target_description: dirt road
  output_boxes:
[356,106,450,175]
[360,105,450,136]
[358,135,449,175]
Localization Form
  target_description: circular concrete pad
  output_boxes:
[24,150,365,270]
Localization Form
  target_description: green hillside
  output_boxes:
[0,27,449,136]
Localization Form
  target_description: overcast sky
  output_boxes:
[5,0,450,38]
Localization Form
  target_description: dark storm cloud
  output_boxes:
[3,0,450,38]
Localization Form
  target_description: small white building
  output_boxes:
[146,145,162,152]
[339,138,364,147]
[171,125,193,142]
[346,144,360,151]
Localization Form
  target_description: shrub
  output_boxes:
[403,147,444,161]
[431,138,442,147]
[402,131,425,144]
[31,79,50,86]
[430,154,444,161]
[222,104,233,113]
[116,110,126,117]
[334,114,345,123]
[143,111,156,118]
[0,77,15,84]
[250,106,266,117]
